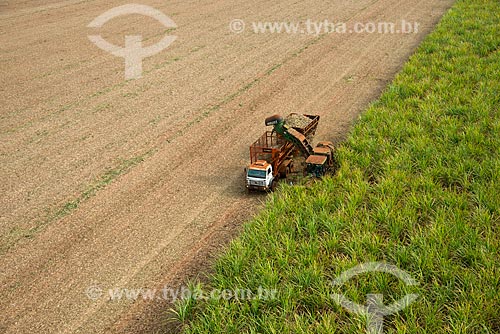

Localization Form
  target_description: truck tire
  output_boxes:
[271,177,279,192]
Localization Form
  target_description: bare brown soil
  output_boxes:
[0,0,453,333]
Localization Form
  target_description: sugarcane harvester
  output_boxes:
[245,113,335,192]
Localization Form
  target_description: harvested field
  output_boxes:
[0,0,454,333]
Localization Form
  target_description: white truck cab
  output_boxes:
[246,160,275,191]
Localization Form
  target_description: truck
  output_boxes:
[245,113,335,192]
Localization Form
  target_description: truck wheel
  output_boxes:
[271,178,279,191]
